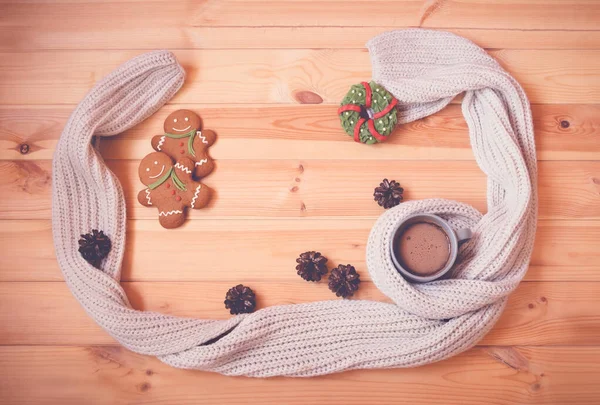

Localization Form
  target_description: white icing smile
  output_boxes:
[148,165,165,179]
[172,125,191,132]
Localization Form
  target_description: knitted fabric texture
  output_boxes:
[52,30,537,377]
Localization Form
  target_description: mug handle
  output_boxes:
[455,228,472,244]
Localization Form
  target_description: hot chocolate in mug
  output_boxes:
[390,214,472,283]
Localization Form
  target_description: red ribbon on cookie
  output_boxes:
[337,82,398,143]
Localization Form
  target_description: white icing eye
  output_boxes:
[184,117,189,122]
[146,168,150,172]
[173,118,178,123]
[154,161,158,165]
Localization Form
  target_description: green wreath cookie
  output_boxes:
[338,81,398,144]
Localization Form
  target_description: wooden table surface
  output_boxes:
[1,1,599,404]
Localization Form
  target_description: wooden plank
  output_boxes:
[1,104,598,161]
[1,2,598,403]
[1,50,599,105]
[1,345,599,405]
[3,25,600,51]
[1,160,599,220]
[0,219,598,282]
[1,0,599,30]
[0,281,598,346]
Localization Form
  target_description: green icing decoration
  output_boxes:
[164,128,197,157]
[148,167,172,190]
[171,170,187,191]
[148,167,187,192]
[339,81,398,144]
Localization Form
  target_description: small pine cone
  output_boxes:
[373,178,403,209]
[328,264,361,298]
[224,284,256,315]
[78,229,111,268]
[295,251,328,282]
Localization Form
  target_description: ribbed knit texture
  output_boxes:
[52,30,536,377]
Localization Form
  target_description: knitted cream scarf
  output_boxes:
[52,30,537,377]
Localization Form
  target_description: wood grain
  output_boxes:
[1,0,598,30]
[0,219,598,282]
[2,1,600,402]
[1,104,598,161]
[0,281,598,346]
[3,25,600,51]
[1,345,598,405]
[1,160,599,220]
[1,49,599,105]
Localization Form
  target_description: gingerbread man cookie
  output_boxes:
[137,152,211,229]
[151,109,217,179]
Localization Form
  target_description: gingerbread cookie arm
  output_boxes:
[192,155,215,179]
[151,135,168,153]
[173,157,195,181]
[192,130,216,178]
[194,129,217,149]
[137,188,153,207]
[183,182,211,210]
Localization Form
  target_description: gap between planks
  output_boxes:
[1,160,599,220]
[1,0,599,30]
[1,49,599,104]
[1,345,598,405]
[1,104,598,161]
[2,27,600,51]
[0,219,599,282]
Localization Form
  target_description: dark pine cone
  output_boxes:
[328,264,361,298]
[78,229,111,268]
[295,251,328,282]
[224,284,256,315]
[373,178,404,209]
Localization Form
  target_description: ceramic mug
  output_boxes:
[390,213,472,283]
